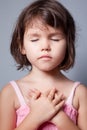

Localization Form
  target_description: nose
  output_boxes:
[41,39,51,51]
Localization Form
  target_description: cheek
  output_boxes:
[53,43,66,65]
[24,46,37,63]
[60,45,66,57]
[54,43,66,57]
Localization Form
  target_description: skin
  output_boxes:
[22,21,66,72]
[0,20,87,130]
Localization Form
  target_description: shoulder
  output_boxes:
[76,83,87,96]
[76,83,87,104]
[0,82,15,104]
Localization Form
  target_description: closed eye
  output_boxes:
[31,39,39,42]
[51,39,60,41]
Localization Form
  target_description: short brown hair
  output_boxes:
[10,0,76,71]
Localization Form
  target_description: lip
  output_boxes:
[38,55,52,60]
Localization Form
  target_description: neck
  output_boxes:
[28,66,66,83]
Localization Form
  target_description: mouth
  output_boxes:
[38,55,52,60]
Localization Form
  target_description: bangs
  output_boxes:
[24,10,66,34]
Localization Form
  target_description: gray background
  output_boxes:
[0,0,87,90]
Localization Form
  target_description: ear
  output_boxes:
[20,45,26,55]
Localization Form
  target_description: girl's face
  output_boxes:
[22,20,66,72]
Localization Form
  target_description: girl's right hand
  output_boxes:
[28,88,65,126]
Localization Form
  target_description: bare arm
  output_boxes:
[0,85,17,130]
[0,85,41,130]
[0,85,64,130]
[51,84,87,130]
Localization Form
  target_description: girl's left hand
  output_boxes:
[28,87,65,117]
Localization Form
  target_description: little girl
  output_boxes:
[0,0,87,130]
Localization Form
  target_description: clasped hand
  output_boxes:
[28,88,65,126]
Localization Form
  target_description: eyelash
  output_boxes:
[30,38,61,42]
[31,39,39,42]
[51,39,60,41]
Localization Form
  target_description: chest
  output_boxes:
[16,81,79,110]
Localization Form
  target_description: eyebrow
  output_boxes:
[49,32,64,36]
[29,33,40,37]
[48,32,65,39]
[28,32,64,37]
[26,33,41,39]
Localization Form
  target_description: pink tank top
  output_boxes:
[10,81,80,130]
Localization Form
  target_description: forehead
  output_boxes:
[25,18,63,35]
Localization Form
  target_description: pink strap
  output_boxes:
[66,82,80,105]
[10,80,26,106]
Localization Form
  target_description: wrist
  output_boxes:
[27,112,43,129]
[51,110,64,126]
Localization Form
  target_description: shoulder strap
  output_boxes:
[10,80,26,106]
[66,82,80,105]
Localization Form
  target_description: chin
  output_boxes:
[38,66,58,72]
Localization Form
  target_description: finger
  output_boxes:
[48,88,57,101]
[28,89,41,99]
[27,89,34,98]
[52,93,64,105]
[32,88,41,99]
[43,88,51,97]
[55,100,65,111]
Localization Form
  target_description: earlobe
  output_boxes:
[20,46,26,55]
[21,48,26,55]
